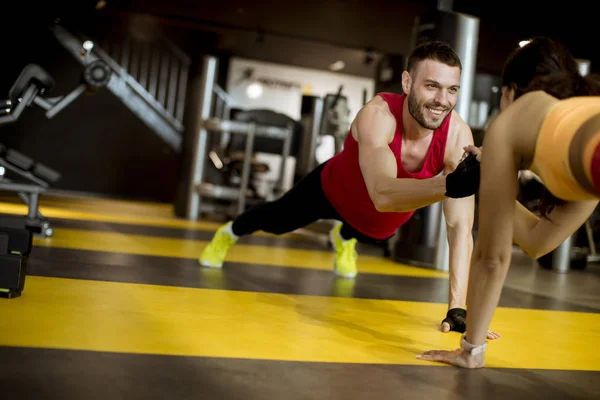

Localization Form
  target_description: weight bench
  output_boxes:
[0,61,111,299]
[0,143,61,237]
[0,61,110,237]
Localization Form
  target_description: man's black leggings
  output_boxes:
[231,162,385,243]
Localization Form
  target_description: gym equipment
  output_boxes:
[0,61,111,237]
[0,143,63,233]
[0,61,111,123]
[199,116,294,216]
[0,144,60,237]
[82,60,112,92]
[174,56,295,220]
[0,227,32,299]
[320,86,351,154]
[224,109,302,200]
[296,95,324,184]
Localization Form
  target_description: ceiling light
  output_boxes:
[519,40,531,47]
[329,60,345,72]
[83,41,94,51]
[246,82,263,99]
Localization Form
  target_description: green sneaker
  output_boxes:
[329,222,358,278]
[199,222,238,268]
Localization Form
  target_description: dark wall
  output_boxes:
[107,0,600,76]
[0,24,181,202]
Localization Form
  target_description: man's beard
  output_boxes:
[407,93,451,130]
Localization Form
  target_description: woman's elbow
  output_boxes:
[519,239,558,260]
[525,246,553,261]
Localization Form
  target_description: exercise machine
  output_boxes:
[0,60,110,299]
[0,227,32,299]
[174,56,295,220]
[0,60,111,237]
[320,85,351,155]
[0,60,111,123]
[199,112,295,217]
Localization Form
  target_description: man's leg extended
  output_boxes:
[199,163,338,267]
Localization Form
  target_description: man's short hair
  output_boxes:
[406,40,462,74]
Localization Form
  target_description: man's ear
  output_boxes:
[401,70,411,94]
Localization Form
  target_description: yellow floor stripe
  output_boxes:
[29,200,173,218]
[0,202,318,242]
[0,276,598,371]
[0,193,171,215]
[0,202,223,230]
[33,228,448,278]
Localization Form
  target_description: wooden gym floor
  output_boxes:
[0,194,599,399]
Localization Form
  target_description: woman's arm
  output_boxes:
[462,112,521,348]
[417,104,521,368]
[513,200,598,259]
[418,91,557,368]
[458,146,598,260]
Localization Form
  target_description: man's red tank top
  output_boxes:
[320,92,451,239]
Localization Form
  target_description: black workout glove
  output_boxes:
[442,308,467,333]
[445,153,480,198]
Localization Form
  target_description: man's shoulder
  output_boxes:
[365,95,393,112]
[357,96,396,124]
[353,96,397,143]
[446,110,473,143]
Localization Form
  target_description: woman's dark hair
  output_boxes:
[501,37,600,218]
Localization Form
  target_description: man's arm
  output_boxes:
[441,122,475,311]
[513,200,598,259]
[355,101,447,213]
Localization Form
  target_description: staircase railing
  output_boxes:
[50,24,190,152]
